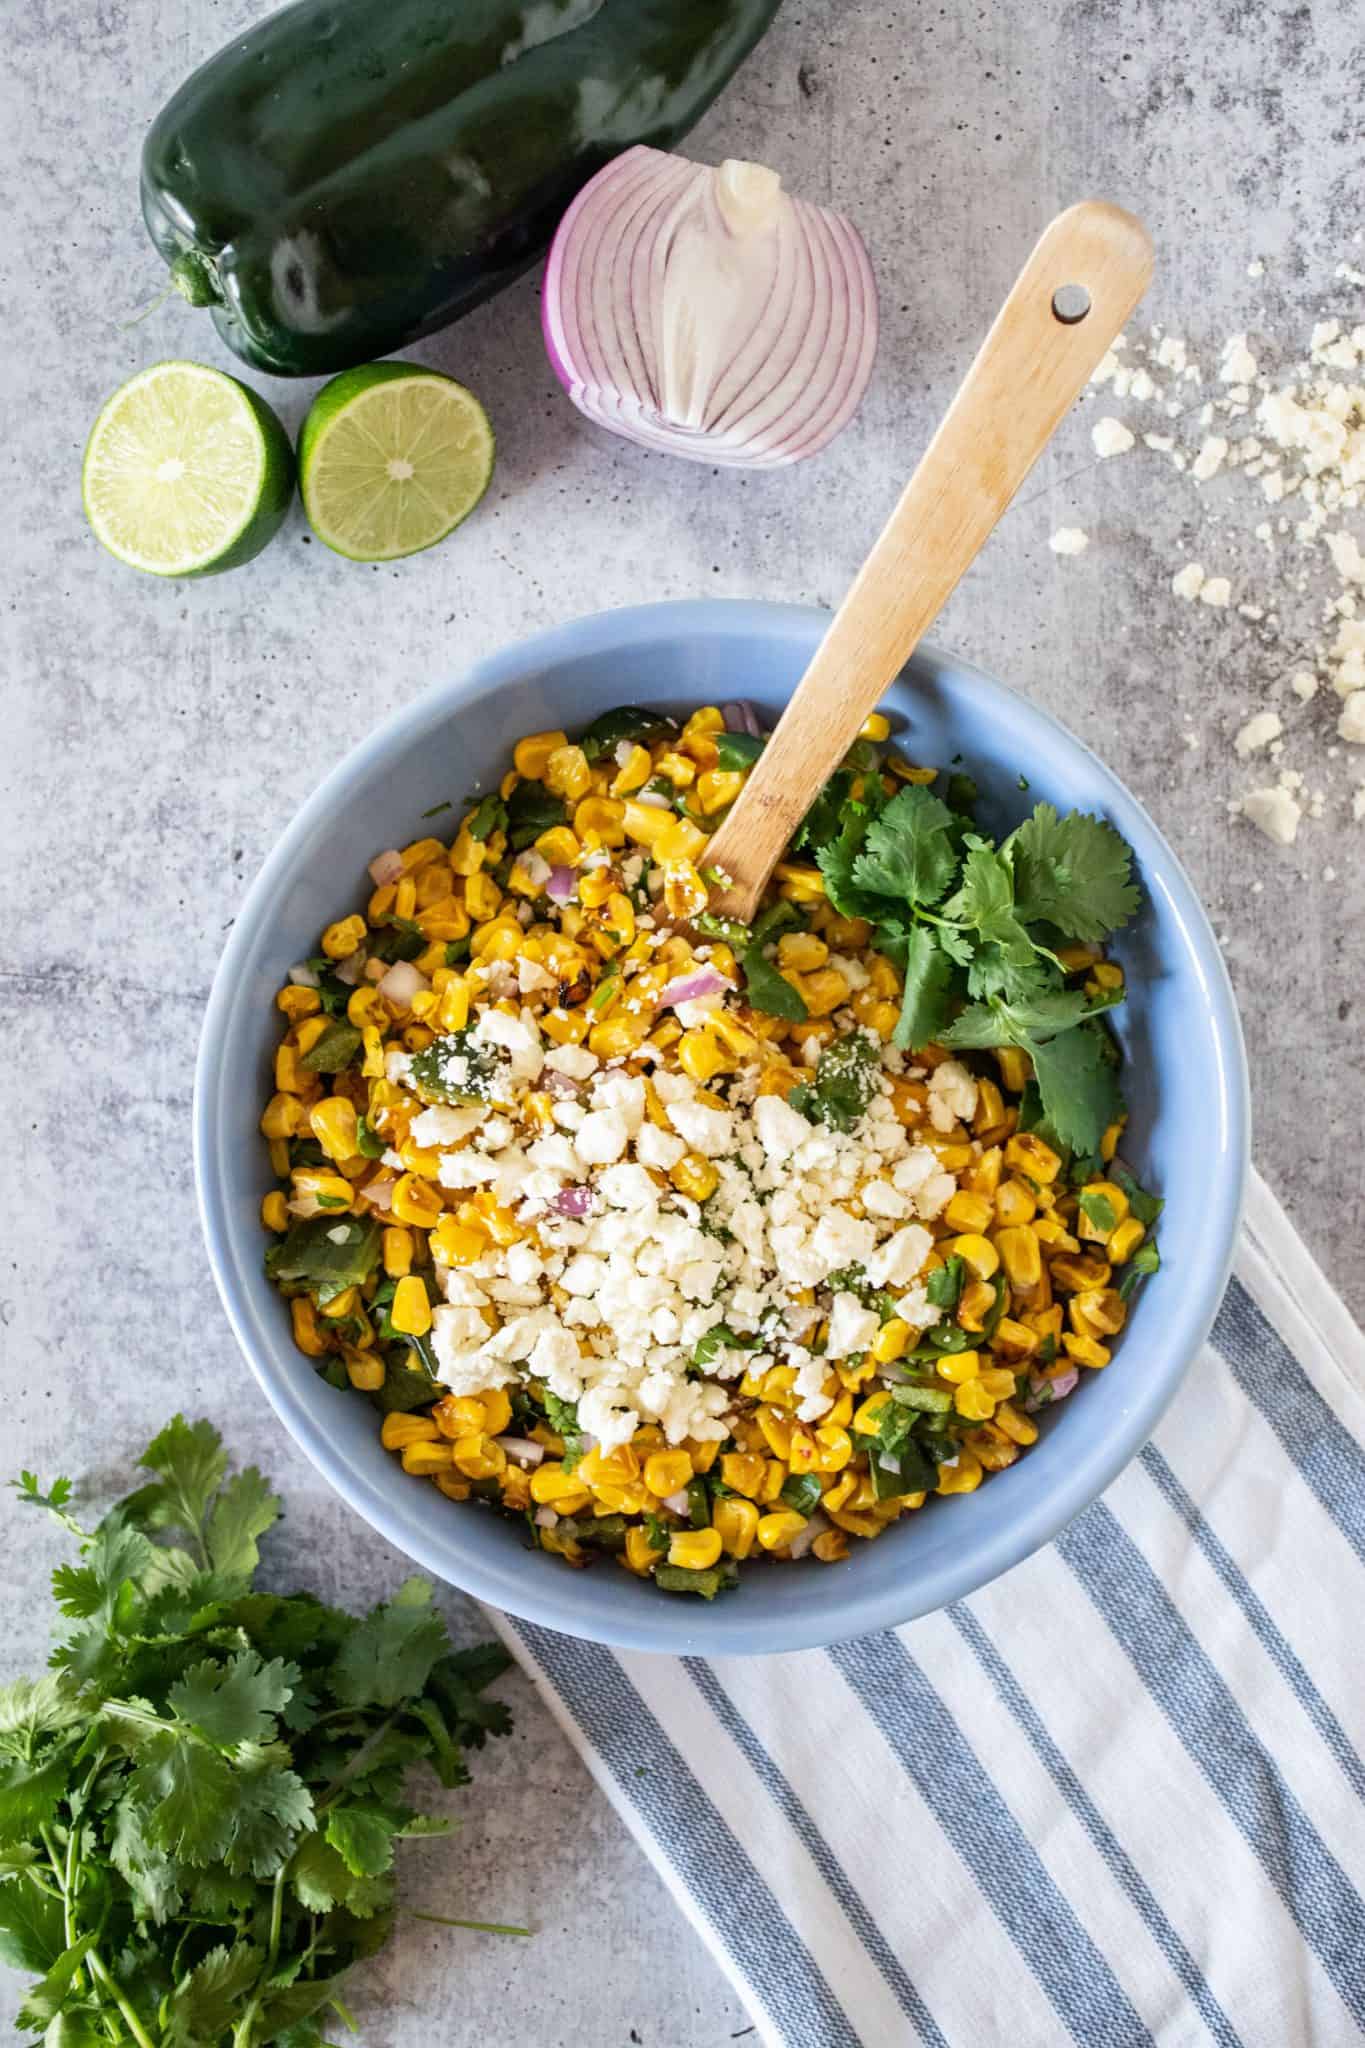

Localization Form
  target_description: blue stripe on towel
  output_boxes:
[829,1631,1153,2048]
[683,1656,948,2048]
[1214,1279,1365,1569]
[1139,1444,1365,1807]
[514,1621,862,2048]
[948,1603,1244,2048]
[1059,1502,1365,2032]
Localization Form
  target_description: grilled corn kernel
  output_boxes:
[464,872,503,922]
[812,1529,849,1564]
[544,744,592,803]
[1108,1217,1147,1264]
[391,1173,443,1228]
[720,1451,767,1499]
[1050,1252,1112,1292]
[588,1011,651,1059]
[309,1096,358,1162]
[321,914,366,960]
[851,1391,893,1435]
[949,1234,1000,1281]
[800,968,852,1017]
[390,1275,432,1336]
[574,796,627,845]
[944,1189,994,1234]
[669,1528,723,1570]
[713,1496,761,1559]
[528,1462,589,1507]
[1073,1287,1127,1336]
[623,1526,663,1575]
[319,1286,360,1321]
[261,1190,288,1233]
[936,1449,984,1495]
[756,1510,806,1552]
[381,1412,439,1450]
[860,711,891,741]
[451,1434,508,1482]
[643,1450,694,1499]
[345,1350,385,1392]
[677,1028,728,1084]
[1004,1131,1061,1183]
[277,984,322,1021]
[290,1296,327,1358]
[935,1348,982,1385]
[957,1277,998,1332]
[261,1091,307,1140]
[513,729,568,780]
[696,767,744,814]
[1100,1119,1126,1163]
[954,1379,997,1421]
[401,1440,455,1475]
[814,1424,853,1472]
[995,1225,1043,1292]
[991,1316,1040,1360]
[994,1401,1039,1445]
[610,744,653,796]
[654,815,709,864]
[995,1178,1037,1227]
[1063,1332,1112,1369]
[670,1152,719,1202]
[872,1318,911,1365]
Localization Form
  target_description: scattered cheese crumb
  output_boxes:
[1290,671,1319,701]
[1192,435,1229,482]
[1340,691,1365,744]
[1092,417,1135,459]
[1240,786,1302,845]
[1049,527,1089,556]
[1247,258,1265,280]
[1172,562,1206,601]
[1200,576,1233,608]
[1234,711,1284,755]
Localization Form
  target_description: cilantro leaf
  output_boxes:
[165,1942,265,2042]
[892,926,954,1050]
[740,945,808,1022]
[1078,1187,1120,1235]
[715,731,765,770]
[138,1418,227,1539]
[504,780,569,851]
[940,988,1119,1049]
[0,1755,71,1849]
[850,784,958,908]
[168,1652,298,1749]
[578,705,676,763]
[466,792,508,842]
[0,1876,67,1973]
[206,1466,281,1581]
[326,1806,399,1877]
[788,1031,881,1132]
[330,1580,450,1710]
[691,1325,761,1371]
[926,1256,965,1309]
[1119,1236,1162,1299]
[1112,1163,1164,1225]
[1027,1024,1124,1156]
[1007,804,1140,940]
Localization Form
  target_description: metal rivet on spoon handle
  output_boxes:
[702,201,1154,923]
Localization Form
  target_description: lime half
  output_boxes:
[298,363,494,562]
[82,360,294,576]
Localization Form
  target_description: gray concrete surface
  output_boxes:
[4,0,1363,2041]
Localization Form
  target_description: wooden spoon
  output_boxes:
[702,201,1154,924]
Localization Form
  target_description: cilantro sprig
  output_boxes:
[0,1419,517,2048]
[813,780,1140,1154]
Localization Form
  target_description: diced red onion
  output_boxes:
[635,790,673,810]
[554,1184,594,1217]
[788,1509,830,1559]
[1024,1368,1081,1412]
[542,1068,582,1100]
[519,850,552,890]
[722,701,763,737]
[533,1506,559,1528]
[543,147,878,469]
[368,849,404,887]
[496,1436,546,1468]
[546,865,577,904]
[661,1489,691,1516]
[287,962,320,988]
[377,959,430,1007]
[334,947,367,987]
[659,968,728,1009]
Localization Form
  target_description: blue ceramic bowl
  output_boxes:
[195,600,1248,1655]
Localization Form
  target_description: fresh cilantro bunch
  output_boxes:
[816,781,1140,1154]
[0,1419,516,2048]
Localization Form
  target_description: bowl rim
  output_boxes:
[194,597,1250,1655]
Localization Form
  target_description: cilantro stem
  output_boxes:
[316,1706,401,1810]
[406,1910,533,1936]
[86,1948,158,2048]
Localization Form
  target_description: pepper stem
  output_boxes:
[169,249,221,308]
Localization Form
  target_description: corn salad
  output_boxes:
[260,701,1159,1598]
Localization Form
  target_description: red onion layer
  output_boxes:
[543,147,878,469]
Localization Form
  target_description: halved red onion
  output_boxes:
[554,1184,595,1217]
[546,865,577,904]
[543,147,877,468]
[658,968,728,1009]
[377,959,430,1007]
[496,1436,546,1468]
[287,962,320,988]
[368,849,404,887]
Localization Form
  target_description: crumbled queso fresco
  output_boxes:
[389,1016,969,1452]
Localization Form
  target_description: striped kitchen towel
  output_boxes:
[493,1170,1365,2048]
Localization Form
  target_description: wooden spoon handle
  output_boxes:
[704,200,1154,923]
